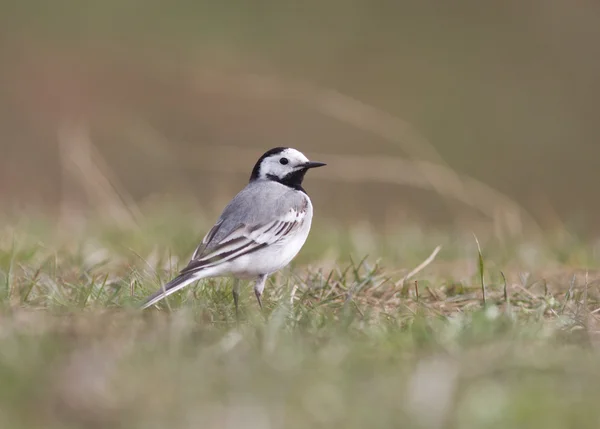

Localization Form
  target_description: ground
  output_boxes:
[0,206,599,429]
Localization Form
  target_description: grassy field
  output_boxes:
[0,206,599,429]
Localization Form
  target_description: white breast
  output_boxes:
[227,196,313,278]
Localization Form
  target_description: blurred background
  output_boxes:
[1,0,600,236]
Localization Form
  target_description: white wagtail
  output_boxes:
[141,147,325,313]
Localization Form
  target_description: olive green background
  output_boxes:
[1,0,599,233]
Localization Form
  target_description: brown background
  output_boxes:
[1,0,599,234]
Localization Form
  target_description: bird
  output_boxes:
[140,147,326,314]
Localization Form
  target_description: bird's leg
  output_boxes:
[232,278,240,319]
[253,275,267,310]
[254,290,263,310]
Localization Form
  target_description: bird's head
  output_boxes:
[250,147,326,191]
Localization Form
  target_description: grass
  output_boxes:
[1,207,600,428]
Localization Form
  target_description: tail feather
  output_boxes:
[140,272,200,309]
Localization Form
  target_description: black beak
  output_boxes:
[301,161,327,169]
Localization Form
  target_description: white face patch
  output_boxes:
[258,148,310,180]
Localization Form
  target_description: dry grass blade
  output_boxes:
[501,271,509,304]
[380,246,441,301]
[414,280,419,302]
[290,284,298,305]
[58,121,141,230]
[401,245,442,285]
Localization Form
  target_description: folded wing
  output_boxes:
[180,205,307,276]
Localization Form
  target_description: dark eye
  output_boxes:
[279,157,289,165]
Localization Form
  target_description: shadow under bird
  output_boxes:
[141,147,326,313]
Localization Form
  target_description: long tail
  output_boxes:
[140,272,202,309]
